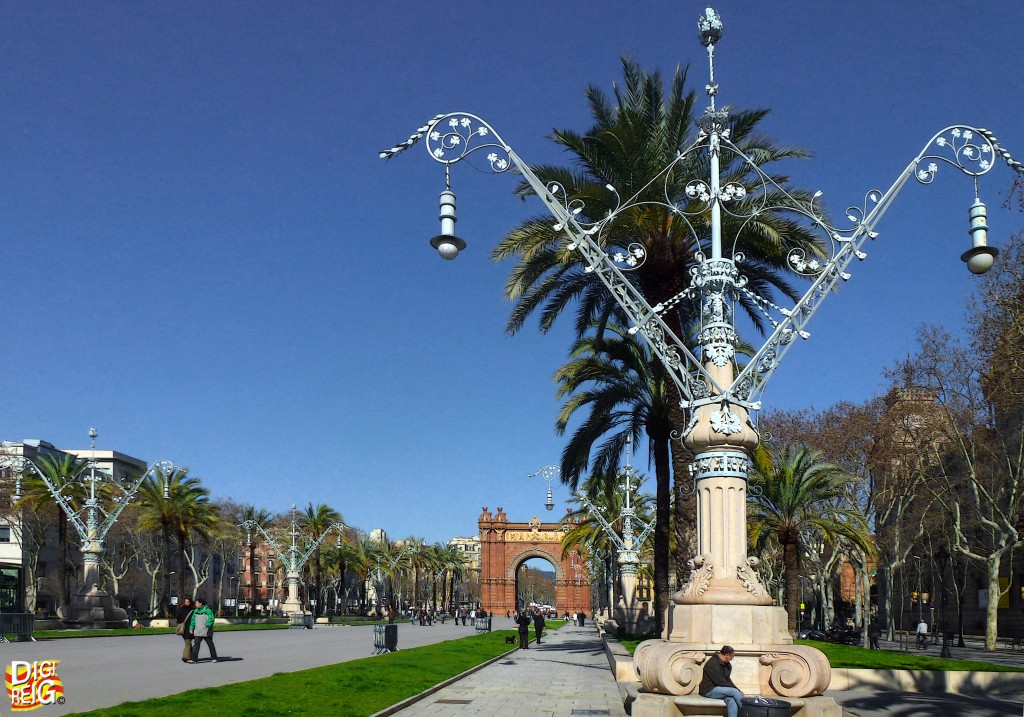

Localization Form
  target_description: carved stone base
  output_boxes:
[635,605,830,700]
[603,605,657,638]
[59,584,129,629]
[634,640,831,699]
[664,603,792,645]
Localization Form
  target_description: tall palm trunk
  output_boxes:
[176,531,187,598]
[669,402,696,586]
[58,514,70,612]
[161,522,172,616]
[783,538,800,637]
[650,422,673,636]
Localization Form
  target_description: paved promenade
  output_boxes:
[3,619,1024,716]
[3,619,478,715]
[388,619,626,717]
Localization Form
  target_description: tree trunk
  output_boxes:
[784,539,799,637]
[161,523,172,616]
[651,432,672,636]
[58,515,70,610]
[668,402,696,588]
[985,556,1002,651]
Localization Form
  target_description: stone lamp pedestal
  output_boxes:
[629,358,839,717]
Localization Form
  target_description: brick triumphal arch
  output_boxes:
[478,507,590,616]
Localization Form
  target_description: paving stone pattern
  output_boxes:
[388,620,626,717]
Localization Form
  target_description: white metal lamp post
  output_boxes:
[2,428,179,627]
[528,464,559,511]
[381,5,1022,708]
[575,450,655,635]
[241,505,346,616]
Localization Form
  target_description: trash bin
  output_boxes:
[384,624,398,652]
[740,696,791,717]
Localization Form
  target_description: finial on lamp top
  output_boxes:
[698,7,723,47]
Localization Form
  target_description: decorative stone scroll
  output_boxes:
[759,645,832,697]
[737,556,768,601]
[676,553,713,602]
[635,641,707,695]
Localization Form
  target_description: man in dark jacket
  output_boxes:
[698,646,742,717]
[532,607,545,644]
[867,618,881,649]
[515,609,531,649]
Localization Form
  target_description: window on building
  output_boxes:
[267,576,276,589]
[0,525,11,542]
[267,558,274,570]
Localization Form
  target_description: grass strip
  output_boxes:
[615,637,1024,673]
[797,639,1024,672]
[70,630,521,717]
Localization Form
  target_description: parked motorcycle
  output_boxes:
[798,628,829,641]
[825,625,862,645]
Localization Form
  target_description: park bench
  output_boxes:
[671,695,804,716]
[0,612,37,643]
[288,613,313,629]
[1003,636,1024,652]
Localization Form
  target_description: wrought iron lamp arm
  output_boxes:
[730,125,1023,404]
[576,489,625,552]
[240,520,291,571]
[381,113,718,403]
[296,522,348,567]
[4,455,178,545]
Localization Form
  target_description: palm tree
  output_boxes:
[137,467,216,613]
[16,453,88,612]
[562,473,655,610]
[299,502,343,617]
[493,58,823,626]
[554,324,674,628]
[240,506,272,614]
[748,445,873,637]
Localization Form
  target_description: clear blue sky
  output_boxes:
[2,1,1021,544]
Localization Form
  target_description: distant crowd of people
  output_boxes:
[401,605,489,626]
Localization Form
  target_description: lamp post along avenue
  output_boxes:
[241,505,346,617]
[381,6,1022,711]
[575,449,656,636]
[2,428,180,627]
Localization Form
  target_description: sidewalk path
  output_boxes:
[3,619,479,715]
[388,619,626,717]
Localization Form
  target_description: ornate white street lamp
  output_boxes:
[576,451,655,636]
[2,428,179,627]
[528,464,559,511]
[241,505,346,616]
[381,6,1022,711]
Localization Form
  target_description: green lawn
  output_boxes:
[71,630,520,717]
[615,637,1024,673]
[796,639,1024,672]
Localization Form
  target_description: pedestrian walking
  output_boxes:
[532,607,545,644]
[515,609,531,649]
[175,596,194,663]
[387,604,396,624]
[867,618,881,649]
[188,596,218,664]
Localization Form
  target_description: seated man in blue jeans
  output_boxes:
[699,645,742,717]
